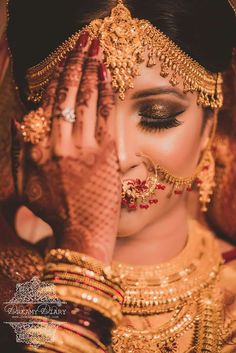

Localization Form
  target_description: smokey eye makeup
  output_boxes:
[137,101,186,133]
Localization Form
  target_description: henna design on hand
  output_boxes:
[24,140,121,264]
[76,58,99,108]
[98,82,115,120]
[96,64,115,144]
[21,38,120,265]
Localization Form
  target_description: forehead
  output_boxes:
[116,58,190,103]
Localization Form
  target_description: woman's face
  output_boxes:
[15,59,214,242]
[115,60,213,237]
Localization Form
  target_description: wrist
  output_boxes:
[55,227,113,265]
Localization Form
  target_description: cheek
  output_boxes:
[136,107,203,177]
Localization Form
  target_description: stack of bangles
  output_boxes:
[24,249,125,353]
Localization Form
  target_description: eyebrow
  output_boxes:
[131,86,187,100]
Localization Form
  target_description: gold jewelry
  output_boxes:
[111,219,223,315]
[45,249,123,288]
[122,115,217,213]
[121,154,159,210]
[43,272,123,304]
[40,284,122,326]
[112,302,197,353]
[154,144,216,212]
[194,289,224,353]
[44,262,123,294]
[110,220,224,353]
[111,288,224,353]
[121,144,216,213]
[25,317,107,353]
[196,148,216,212]
[26,2,223,108]
[18,107,50,144]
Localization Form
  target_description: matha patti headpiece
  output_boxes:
[26,0,223,109]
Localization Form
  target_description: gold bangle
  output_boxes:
[44,275,123,304]
[45,249,123,286]
[25,317,107,353]
[30,316,107,352]
[44,271,123,303]
[39,284,122,326]
[44,262,123,293]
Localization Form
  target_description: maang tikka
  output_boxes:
[26,0,223,109]
[25,0,218,211]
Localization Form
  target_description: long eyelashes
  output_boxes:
[138,113,184,133]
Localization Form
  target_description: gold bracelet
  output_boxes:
[44,262,123,293]
[45,249,123,286]
[25,317,107,353]
[44,272,123,304]
[39,284,122,326]
[44,276,123,305]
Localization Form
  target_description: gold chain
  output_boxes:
[111,220,223,315]
[26,2,223,108]
[111,220,224,352]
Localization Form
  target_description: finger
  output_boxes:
[26,54,68,163]
[41,56,66,118]
[73,38,100,146]
[96,64,116,145]
[51,32,89,154]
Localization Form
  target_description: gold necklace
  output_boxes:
[110,220,225,352]
[111,288,224,353]
[112,220,223,315]
[112,301,197,353]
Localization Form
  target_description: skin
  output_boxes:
[15,34,217,267]
[113,62,215,265]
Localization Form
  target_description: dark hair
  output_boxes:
[7,0,236,105]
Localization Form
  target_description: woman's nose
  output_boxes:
[115,116,140,175]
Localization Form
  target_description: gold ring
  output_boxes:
[19,107,50,144]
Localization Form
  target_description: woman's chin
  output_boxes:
[117,207,146,238]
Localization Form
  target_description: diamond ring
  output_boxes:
[61,107,76,123]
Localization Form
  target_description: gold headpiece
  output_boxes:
[26,0,223,108]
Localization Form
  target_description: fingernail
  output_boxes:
[98,63,107,81]
[89,38,100,57]
[76,31,89,49]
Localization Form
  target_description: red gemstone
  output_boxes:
[174,190,183,195]
[128,204,137,209]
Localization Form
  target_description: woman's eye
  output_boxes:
[138,104,184,132]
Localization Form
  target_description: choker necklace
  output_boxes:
[111,220,223,315]
[111,220,225,353]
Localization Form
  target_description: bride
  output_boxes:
[0,1,236,352]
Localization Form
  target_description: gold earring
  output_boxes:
[195,148,216,212]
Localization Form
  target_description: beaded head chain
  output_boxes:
[26,0,223,109]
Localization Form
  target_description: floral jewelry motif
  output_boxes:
[26,1,223,108]
[121,154,165,210]
[121,178,162,210]
[18,108,50,144]
[121,141,216,212]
